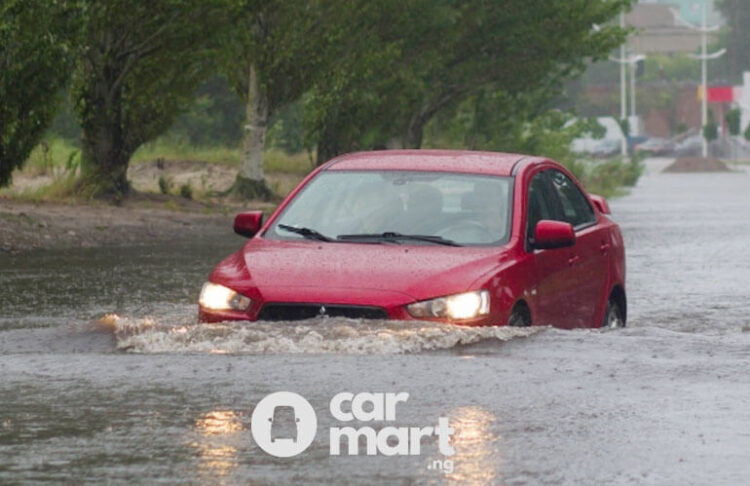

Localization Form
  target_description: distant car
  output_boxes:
[199,150,626,329]
[674,135,703,156]
[590,139,622,158]
[635,137,676,156]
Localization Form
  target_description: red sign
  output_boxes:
[698,86,739,103]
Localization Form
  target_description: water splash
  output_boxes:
[108,315,541,355]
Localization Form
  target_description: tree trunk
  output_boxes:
[403,114,426,149]
[234,63,273,200]
[79,78,131,198]
[315,122,342,166]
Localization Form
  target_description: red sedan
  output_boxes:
[199,150,626,328]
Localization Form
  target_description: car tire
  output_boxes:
[508,305,531,327]
[601,298,625,329]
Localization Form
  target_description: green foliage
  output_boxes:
[716,0,750,81]
[582,157,643,197]
[158,176,172,195]
[230,175,274,201]
[65,149,80,173]
[267,101,305,153]
[179,183,193,200]
[304,0,631,162]
[220,0,341,116]
[0,0,82,187]
[726,108,741,136]
[618,118,630,138]
[703,110,718,142]
[133,141,239,166]
[641,55,701,84]
[744,122,750,142]
[165,76,244,147]
[71,0,230,197]
[21,136,79,174]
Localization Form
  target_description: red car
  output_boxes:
[199,150,626,328]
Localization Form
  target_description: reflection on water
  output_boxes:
[442,406,502,485]
[191,410,244,482]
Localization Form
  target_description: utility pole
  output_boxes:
[671,3,726,157]
[610,52,645,155]
[608,11,646,156]
[619,11,627,157]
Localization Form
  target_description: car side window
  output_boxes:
[527,172,555,241]
[549,170,595,228]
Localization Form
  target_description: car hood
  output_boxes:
[211,238,506,304]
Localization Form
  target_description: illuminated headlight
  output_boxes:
[407,290,490,320]
[199,282,251,311]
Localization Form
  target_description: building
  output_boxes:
[626,1,723,55]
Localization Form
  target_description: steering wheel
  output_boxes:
[435,220,495,243]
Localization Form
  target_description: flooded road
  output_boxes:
[1,162,750,484]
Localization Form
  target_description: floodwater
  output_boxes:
[1,161,749,485]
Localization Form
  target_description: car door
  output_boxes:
[525,171,579,328]
[547,169,609,327]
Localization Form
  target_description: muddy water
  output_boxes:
[1,163,749,485]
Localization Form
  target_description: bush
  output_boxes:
[179,183,193,199]
[158,176,172,194]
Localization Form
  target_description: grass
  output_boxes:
[5,174,81,202]
[18,136,314,175]
[8,135,643,204]
[131,139,314,175]
[2,136,313,204]
[132,139,240,166]
[22,137,81,175]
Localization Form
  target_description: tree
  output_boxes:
[726,108,741,137]
[0,0,81,187]
[71,0,227,198]
[716,0,750,82]
[305,0,630,164]
[220,0,344,200]
[703,109,718,142]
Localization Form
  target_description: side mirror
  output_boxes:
[234,211,264,238]
[533,220,575,249]
[589,194,610,214]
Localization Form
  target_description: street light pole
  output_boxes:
[630,57,637,119]
[701,2,708,156]
[670,3,726,157]
[619,11,627,157]
[610,49,645,150]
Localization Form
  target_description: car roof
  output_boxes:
[324,150,545,177]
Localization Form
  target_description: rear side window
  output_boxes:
[549,170,595,228]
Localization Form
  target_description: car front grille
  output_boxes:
[257,303,388,321]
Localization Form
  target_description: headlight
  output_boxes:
[407,290,490,320]
[199,282,251,311]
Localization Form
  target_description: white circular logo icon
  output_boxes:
[250,392,317,457]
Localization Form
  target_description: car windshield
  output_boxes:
[265,170,513,246]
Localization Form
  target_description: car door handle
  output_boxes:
[568,254,580,266]
[600,242,610,254]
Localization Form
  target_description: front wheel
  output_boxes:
[508,305,531,327]
[601,299,625,329]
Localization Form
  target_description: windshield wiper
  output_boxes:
[336,232,462,247]
[278,224,334,242]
